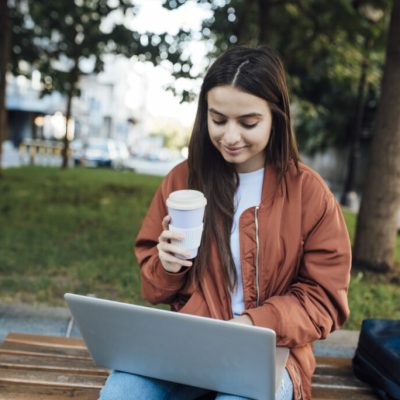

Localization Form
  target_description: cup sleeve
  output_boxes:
[169,224,204,250]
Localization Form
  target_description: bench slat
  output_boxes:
[315,356,356,368]
[0,340,91,358]
[313,374,374,389]
[0,383,101,400]
[312,385,378,400]
[4,333,86,348]
[314,365,354,377]
[0,353,106,372]
[0,368,106,388]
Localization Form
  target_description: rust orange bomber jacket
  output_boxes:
[135,160,352,400]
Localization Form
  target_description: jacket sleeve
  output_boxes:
[134,171,190,305]
[244,189,352,348]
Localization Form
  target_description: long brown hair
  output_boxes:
[188,46,300,291]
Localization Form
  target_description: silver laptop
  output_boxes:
[65,293,289,400]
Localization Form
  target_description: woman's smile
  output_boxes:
[222,144,248,155]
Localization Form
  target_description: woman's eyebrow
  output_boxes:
[208,108,225,116]
[208,108,262,118]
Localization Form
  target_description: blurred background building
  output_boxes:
[6,73,65,145]
[5,56,148,148]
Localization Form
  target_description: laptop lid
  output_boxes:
[65,293,289,400]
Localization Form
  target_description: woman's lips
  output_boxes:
[223,145,246,155]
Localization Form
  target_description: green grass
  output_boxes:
[341,210,400,329]
[0,166,162,306]
[0,167,399,330]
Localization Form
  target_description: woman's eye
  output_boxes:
[211,119,257,129]
[241,122,258,129]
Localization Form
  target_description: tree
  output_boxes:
[163,0,400,273]
[162,0,389,156]
[26,1,145,168]
[340,1,387,205]
[353,0,400,272]
[4,1,189,169]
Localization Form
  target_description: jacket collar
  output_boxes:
[260,163,281,208]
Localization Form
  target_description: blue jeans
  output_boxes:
[99,368,293,399]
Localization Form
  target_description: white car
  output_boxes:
[73,138,129,169]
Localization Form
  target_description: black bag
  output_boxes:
[352,319,400,400]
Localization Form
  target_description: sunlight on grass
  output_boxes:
[0,167,399,330]
[0,166,162,306]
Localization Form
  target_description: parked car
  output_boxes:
[73,138,129,169]
[145,148,176,162]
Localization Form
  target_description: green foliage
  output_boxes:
[0,168,399,329]
[6,0,194,167]
[149,117,191,150]
[9,1,190,98]
[12,2,135,96]
[162,0,391,154]
[8,0,393,155]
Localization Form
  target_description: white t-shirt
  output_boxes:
[231,167,264,317]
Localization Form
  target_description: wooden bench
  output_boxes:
[0,332,377,399]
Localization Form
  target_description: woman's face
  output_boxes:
[207,85,273,173]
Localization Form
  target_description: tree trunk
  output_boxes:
[61,88,73,169]
[353,0,400,272]
[61,59,79,169]
[340,43,369,205]
[258,0,272,44]
[0,0,11,175]
[233,0,257,45]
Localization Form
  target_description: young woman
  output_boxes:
[100,46,351,400]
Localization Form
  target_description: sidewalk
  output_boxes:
[0,303,81,340]
[0,302,360,358]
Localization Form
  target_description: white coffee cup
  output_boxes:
[166,190,207,259]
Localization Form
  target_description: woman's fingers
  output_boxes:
[158,249,192,272]
[161,215,171,231]
[158,229,184,243]
[157,241,191,259]
[158,214,192,273]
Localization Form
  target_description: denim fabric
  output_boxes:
[99,368,293,400]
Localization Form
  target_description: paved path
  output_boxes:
[0,302,360,357]
[0,303,81,340]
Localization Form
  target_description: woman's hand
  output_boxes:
[157,215,193,273]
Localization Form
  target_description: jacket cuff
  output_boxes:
[155,257,190,291]
[242,303,282,335]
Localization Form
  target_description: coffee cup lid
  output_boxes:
[166,190,207,210]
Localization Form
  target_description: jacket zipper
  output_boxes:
[254,206,260,307]
[288,362,303,400]
[295,369,303,400]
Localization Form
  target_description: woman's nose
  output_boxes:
[223,122,241,145]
